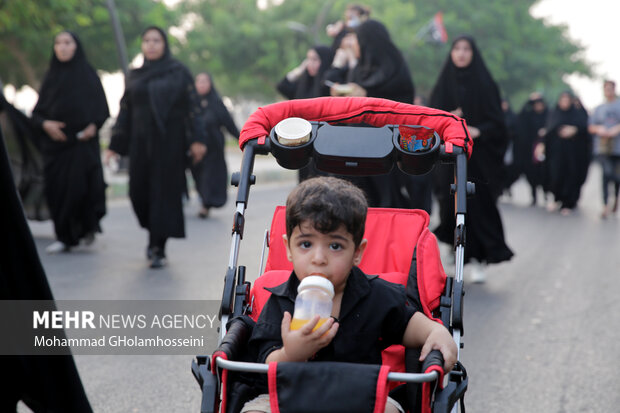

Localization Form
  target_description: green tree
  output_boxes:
[1,0,592,110]
[0,0,175,90]
[407,0,590,107]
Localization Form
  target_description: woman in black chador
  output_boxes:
[276,45,334,100]
[517,93,549,205]
[190,72,239,218]
[106,27,206,268]
[31,31,109,254]
[277,45,333,182]
[325,19,415,103]
[430,35,513,282]
[542,91,590,215]
[325,19,433,211]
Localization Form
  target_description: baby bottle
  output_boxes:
[290,275,335,331]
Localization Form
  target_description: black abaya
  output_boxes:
[430,35,513,264]
[190,74,240,209]
[31,31,109,247]
[110,27,205,243]
[276,46,334,100]
[0,126,92,412]
[325,20,431,211]
[518,99,549,198]
[0,93,49,221]
[544,94,590,210]
[276,45,334,182]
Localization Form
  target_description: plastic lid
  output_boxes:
[297,275,335,298]
[274,117,312,144]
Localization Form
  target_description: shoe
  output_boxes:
[469,260,487,284]
[560,208,572,216]
[149,255,167,269]
[81,231,96,246]
[46,241,69,254]
[601,205,610,219]
[149,247,167,269]
[546,200,558,212]
[198,207,210,219]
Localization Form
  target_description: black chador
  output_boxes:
[190,73,240,211]
[277,45,334,100]
[109,27,205,258]
[31,31,109,248]
[544,92,590,210]
[0,126,93,412]
[430,35,513,264]
[326,20,430,211]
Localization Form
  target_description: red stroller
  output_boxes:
[193,97,472,413]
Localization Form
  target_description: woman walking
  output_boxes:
[190,72,239,218]
[106,26,206,268]
[429,35,513,282]
[31,31,109,254]
[543,91,590,215]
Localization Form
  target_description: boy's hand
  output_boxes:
[419,327,458,373]
[279,312,338,362]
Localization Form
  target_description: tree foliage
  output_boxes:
[1,0,591,108]
[0,0,175,89]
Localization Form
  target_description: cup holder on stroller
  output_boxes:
[269,118,317,170]
[393,125,440,175]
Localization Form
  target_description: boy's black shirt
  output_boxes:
[249,266,417,365]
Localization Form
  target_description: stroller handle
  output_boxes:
[214,357,440,384]
[239,97,473,158]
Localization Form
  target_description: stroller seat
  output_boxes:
[252,206,446,322]
[223,206,449,412]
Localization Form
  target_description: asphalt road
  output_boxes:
[23,161,620,413]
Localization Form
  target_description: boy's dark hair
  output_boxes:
[286,177,368,246]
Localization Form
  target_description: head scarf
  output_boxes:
[196,72,220,101]
[294,45,334,98]
[352,20,414,102]
[430,35,507,196]
[33,31,109,135]
[127,26,193,134]
[430,35,503,129]
[546,91,586,131]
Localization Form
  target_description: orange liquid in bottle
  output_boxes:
[290,317,328,331]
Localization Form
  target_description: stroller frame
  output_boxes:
[193,97,471,413]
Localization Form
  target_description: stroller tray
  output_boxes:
[269,121,440,176]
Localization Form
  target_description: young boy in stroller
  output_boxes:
[242,176,457,413]
[194,96,472,413]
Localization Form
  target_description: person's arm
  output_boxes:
[185,77,208,163]
[606,122,620,137]
[265,312,338,363]
[108,89,132,156]
[402,312,457,372]
[31,106,67,142]
[276,77,298,100]
[217,103,240,139]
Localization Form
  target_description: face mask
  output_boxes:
[347,16,361,28]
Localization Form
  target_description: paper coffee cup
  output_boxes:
[274,117,312,146]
